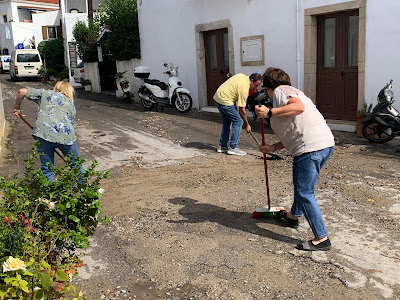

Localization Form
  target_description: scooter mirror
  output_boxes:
[164,63,168,67]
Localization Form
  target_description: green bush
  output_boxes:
[0,142,109,299]
[73,21,99,62]
[37,37,64,66]
[97,0,140,60]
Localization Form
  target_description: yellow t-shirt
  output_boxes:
[213,73,250,107]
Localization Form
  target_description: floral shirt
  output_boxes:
[25,88,76,145]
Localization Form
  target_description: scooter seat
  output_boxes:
[144,78,168,90]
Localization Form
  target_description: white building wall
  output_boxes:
[137,0,298,109]
[33,10,61,46]
[299,0,400,111]
[10,22,34,49]
[364,0,400,111]
[0,2,14,53]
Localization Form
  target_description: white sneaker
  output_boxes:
[227,147,247,156]
[217,146,229,153]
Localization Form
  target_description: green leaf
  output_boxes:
[38,272,53,289]
[35,289,45,299]
[40,260,51,270]
[55,270,68,282]
[18,279,29,293]
[69,215,80,223]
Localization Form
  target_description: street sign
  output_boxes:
[17,43,24,49]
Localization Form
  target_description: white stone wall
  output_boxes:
[137,0,298,109]
[85,62,101,93]
[364,0,400,111]
[10,22,35,49]
[300,0,400,111]
[0,82,4,155]
[33,10,61,46]
[116,59,142,97]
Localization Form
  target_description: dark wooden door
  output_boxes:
[99,60,117,91]
[204,28,229,106]
[316,10,359,120]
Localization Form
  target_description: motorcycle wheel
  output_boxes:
[361,119,395,143]
[141,98,155,110]
[174,93,192,113]
[123,92,133,104]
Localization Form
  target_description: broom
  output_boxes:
[252,118,285,219]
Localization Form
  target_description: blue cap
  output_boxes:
[256,70,263,75]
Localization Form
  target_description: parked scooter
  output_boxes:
[115,70,133,103]
[361,80,400,143]
[134,63,192,113]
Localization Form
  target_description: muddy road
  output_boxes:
[1,76,399,299]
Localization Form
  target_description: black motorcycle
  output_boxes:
[362,80,400,143]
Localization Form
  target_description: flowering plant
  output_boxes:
[0,144,109,299]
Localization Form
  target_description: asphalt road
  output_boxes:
[1,74,400,300]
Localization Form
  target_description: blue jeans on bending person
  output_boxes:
[35,137,84,182]
[215,101,243,149]
[291,146,333,239]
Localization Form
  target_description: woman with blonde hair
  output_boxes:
[13,81,83,181]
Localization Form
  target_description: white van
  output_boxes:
[0,55,11,73]
[10,49,43,81]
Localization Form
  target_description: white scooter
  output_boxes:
[134,63,192,113]
[115,70,133,103]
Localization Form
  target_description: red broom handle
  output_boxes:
[260,118,271,210]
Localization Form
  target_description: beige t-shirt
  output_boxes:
[213,73,250,107]
[270,85,334,156]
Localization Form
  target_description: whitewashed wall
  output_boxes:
[10,22,34,49]
[116,59,142,97]
[299,0,400,111]
[137,0,298,109]
[0,2,14,52]
[364,0,400,111]
[33,10,61,46]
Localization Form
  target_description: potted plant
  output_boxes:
[356,101,373,137]
[44,67,57,81]
[38,67,46,83]
[80,78,92,92]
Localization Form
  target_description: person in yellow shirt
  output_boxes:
[214,73,262,155]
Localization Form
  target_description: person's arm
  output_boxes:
[13,88,28,118]
[255,97,305,119]
[238,106,251,133]
[259,141,284,154]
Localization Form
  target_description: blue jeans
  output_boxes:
[291,146,334,239]
[215,101,243,149]
[35,137,84,182]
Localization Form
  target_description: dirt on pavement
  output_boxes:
[0,76,400,300]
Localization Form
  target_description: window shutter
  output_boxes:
[42,26,48,39]
[56,26,61,37]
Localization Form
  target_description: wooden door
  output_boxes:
[204,28,229,106]
[316,10,359,120]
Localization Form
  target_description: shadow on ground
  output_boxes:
[168,197,301,245]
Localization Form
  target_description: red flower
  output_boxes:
[29,227,34,233]
[4,216,10,223]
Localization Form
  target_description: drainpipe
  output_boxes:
[296,0,300,88]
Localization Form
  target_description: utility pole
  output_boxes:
[88,0,93,21]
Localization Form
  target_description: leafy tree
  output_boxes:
[72,20,99,62]
[37,37,64,66]
[97,0,140,61]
